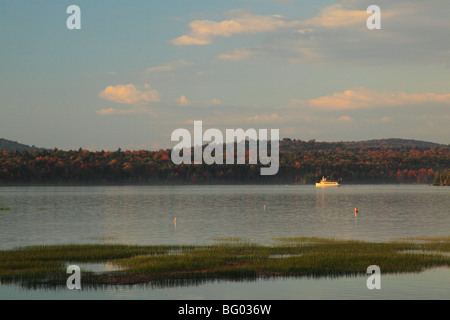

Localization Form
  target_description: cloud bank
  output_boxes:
[304,88,450,110]
[171,12,301,46]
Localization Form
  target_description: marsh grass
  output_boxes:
[0,238,448,288]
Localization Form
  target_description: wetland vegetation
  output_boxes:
[1,237,448,288]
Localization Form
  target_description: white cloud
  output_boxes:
[143,60,192,74]
[336,115,354,123]
[380,116,394,123]
[298,4,395,29]
[171,35,211,46]
[169,1,450,66]
[99,84,160,105]
[246,113,281,123]
[301,5,367,29]
[305,88,450,110]
[216,48,255,61]
[96,105,157,116]
[290,0,450,65]
[206,1,449,66]
[176,95,191,107]
[206,98,222,105]
[171,13,301,46]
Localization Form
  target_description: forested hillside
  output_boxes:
[1,140,449,185]
[0,139,44,152]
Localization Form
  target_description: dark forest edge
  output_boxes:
[0,139,449,185]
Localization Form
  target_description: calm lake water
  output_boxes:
[0,184,449,299]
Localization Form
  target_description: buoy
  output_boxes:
[174,217,177,227]
[264,205,266,211]
[354,208,359,214]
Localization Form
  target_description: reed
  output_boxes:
[0,238,448,287]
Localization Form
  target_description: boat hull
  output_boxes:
[316,183,340,187]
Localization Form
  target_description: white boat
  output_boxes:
[316,177,340,187]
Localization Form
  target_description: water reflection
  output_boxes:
[1,268,448,300]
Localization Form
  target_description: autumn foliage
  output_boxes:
[0,142,449,185]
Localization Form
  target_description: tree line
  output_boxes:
[0,143,449,185]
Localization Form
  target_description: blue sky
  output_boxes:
[1,0,449,150]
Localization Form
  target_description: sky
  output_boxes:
[0,0,449,151]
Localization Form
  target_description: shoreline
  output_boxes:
[0,182,447,187]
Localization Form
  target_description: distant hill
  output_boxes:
[0,139,44,152]
[279,138,446,152]
[345,138,443,148]
[0,137,446,153]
